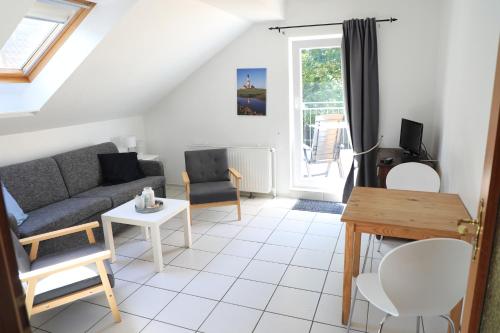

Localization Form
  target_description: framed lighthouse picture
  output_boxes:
[237,68,267,116]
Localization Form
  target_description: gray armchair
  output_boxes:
[182,149,242,222]
[10,216,121,322]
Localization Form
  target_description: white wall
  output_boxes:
[0,116,145,166]
[144,0,446,196]
[437,0,500,215]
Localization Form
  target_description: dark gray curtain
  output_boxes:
[341,18,380,203]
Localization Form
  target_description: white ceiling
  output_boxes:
[200,0,285,21]
[0,0,254,134]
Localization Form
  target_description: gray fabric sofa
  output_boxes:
[0,142,165,255]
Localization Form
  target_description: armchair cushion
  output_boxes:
[10,230,30,273]
[185,149,230,183]
[31,244,114,305]
[189,181,237,204]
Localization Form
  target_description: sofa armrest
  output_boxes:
[139,160,165,177]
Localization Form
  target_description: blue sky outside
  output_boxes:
[237,68,266,89]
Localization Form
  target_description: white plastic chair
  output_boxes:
[386,162,440,192]
[348,238,472,333]
[378,163,440,251]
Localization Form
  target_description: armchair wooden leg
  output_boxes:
[25,279,37,318]
[96,261,121,323]
[86,229,96,244]
[29,241,40,261]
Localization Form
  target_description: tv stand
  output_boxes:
[377,148,437,188]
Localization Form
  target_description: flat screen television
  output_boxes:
[399,118,423,156]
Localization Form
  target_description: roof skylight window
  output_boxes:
[0,0,94,83]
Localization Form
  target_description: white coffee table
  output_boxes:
[101,198,191,272]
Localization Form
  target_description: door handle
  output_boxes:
[457,199,484,260]
[457,218,479,235]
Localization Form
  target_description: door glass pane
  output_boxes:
[298,46,353,192]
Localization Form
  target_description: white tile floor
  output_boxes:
[31,186,449,333]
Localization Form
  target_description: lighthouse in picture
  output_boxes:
[243,74,253,89]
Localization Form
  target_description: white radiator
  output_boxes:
[188,145,276,196]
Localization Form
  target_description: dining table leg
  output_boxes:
[342,223,355,325]
[353,232,362,277]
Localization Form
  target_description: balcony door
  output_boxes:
[290,36,353,199]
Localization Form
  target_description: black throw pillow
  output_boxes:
[98,152,145,185]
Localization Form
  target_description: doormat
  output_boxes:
[292,199,345,214]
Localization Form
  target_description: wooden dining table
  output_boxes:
[341,187,471,329]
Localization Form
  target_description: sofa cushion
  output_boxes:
[53,142,119,196]
[139,160,165,177]
[31,244,114,305]
[185,149,230,183]
[18,197,112,238]
[0,158,69,212]
[74,176,165,206]
[189,181,237,204]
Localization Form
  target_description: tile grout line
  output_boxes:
[38,198,376,333]
[147,209,259,332]
[192,205,304,331]
[193,212,272,332]
[82,208,231,332]
[83,209,229,333]
[105,209,344,332]
[307,220,343,333]
[251,211,317,333]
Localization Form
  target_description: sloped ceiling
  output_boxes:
[200,0,285,21]
[0,0,276,134]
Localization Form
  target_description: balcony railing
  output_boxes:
[302,101,349,147]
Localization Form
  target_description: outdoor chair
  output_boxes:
[303,113,345,177]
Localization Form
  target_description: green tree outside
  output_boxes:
[301,48,345,146]
[301,47,344,103]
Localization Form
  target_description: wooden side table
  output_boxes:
[377,148,436,188]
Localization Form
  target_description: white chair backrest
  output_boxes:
[386,162,440,192]
[379,238,472,317]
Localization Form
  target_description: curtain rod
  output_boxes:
[268,17,398,33]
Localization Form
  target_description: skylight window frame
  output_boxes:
[0,0,95,83]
